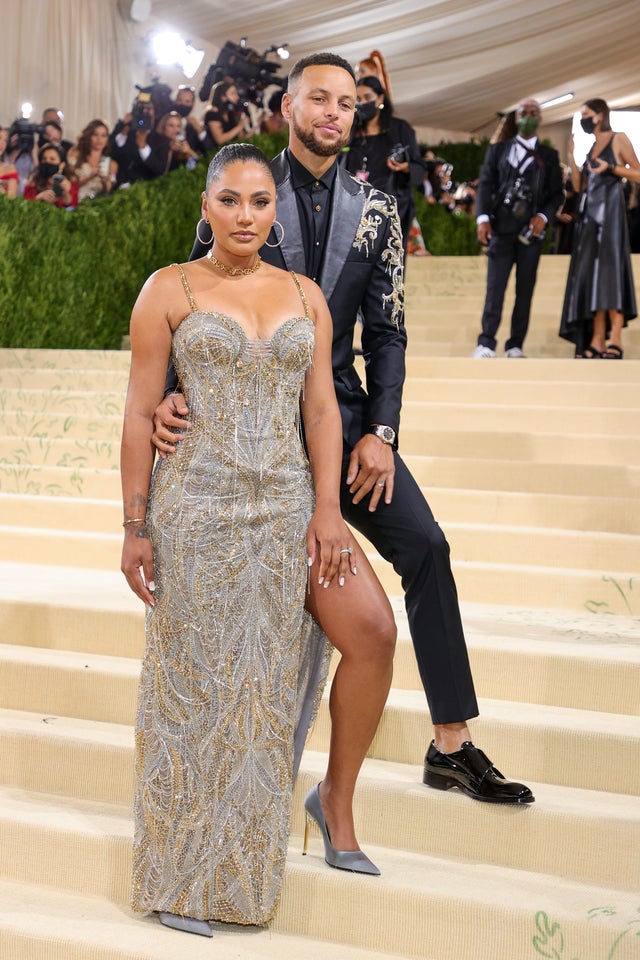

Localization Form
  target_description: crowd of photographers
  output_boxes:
[0,71,471,241]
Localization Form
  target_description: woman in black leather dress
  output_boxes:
[560,98,640,358]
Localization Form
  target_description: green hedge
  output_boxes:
[1,131,479,349]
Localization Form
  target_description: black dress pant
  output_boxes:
[478,233,543,351]
[339,448,479,725]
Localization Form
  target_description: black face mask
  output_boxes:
[39,162,59,178]
[174,103,192,118]
[356,100,378,122]
[580,117,596,135]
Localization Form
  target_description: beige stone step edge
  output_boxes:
[2,486,638,537]
[0,881,414,960]
[4,584,640,717]
[3,591,639,716]
[5,422,640,471]
[3,455,637,500]
[3,349,639,382]
[403,356,640,382]
[1,527,635,616]
[1,710,638,892]
[401,378,640,406]
[0,348,131,370]
[0,785,637,960]
[2,405,637,448]
[2,517,638,576]
[2,662,639,793]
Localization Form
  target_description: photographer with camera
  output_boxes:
[23,142,78,207]
[344,75,424,251]
[155,111,199,172]
[471,98,563,358]
[110,93,170,188]
[201,81,255,152]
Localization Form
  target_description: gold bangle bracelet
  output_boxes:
[123,518,146,526]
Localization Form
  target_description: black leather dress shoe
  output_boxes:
[423,741,535,804]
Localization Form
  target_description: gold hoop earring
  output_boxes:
[264,220,285,248]
[196,218,212,245]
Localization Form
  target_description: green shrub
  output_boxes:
[1,132,481,349]
[414,190,478,256]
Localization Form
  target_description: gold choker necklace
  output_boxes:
[207,251,261,276]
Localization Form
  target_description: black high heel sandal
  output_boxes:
[602,344,623,359]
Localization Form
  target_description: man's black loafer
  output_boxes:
[423,740,535,804]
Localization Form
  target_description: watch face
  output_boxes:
[372,425,394,444]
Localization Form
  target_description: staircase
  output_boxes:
[0,255,639,960]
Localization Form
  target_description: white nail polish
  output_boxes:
[148,581,155,592]
[307,557,313,567]
[353,567,357,575]
[323,580,330,589]
[318,577,324,585]
[339,576,345,587]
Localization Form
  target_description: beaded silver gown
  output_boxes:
[131,265,330,925]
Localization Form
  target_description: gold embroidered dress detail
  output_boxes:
[131,265,330,925]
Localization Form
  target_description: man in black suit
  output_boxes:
[471,99,564,358]
[155,53,533,806]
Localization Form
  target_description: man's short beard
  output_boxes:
[291,117,348,157]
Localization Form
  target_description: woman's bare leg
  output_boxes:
[305,541,395,851]
[590,310,607,353]
[606,310,624,351]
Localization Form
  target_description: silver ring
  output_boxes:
[376,481,385,487]
[339,548,352,555]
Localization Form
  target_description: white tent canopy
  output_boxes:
[2,0,639,147]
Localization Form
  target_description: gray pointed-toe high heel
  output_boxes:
[157,911,213,937]
[302,783,380,876]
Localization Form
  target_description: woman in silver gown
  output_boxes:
[560,98,640,358]
[120,144,395,937]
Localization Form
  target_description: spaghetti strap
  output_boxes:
[171,262,198,313]
[290,271,310,320]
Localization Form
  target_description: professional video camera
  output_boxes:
[134,79,174,123]
[199,40,286,105]
[8,117,43,153]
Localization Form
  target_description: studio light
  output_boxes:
[540,93,574,109]
[276,45,290,60]
[149,30,205,79]
[21,102,33,119]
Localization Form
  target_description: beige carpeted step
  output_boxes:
[3,584,639,716]
[402,376,640,407]
[0,389,125,415]
[406,454,640,497]
[0,880,411,960]
[0,348,131,370]
[3,453,638,500]
[1,708,637,892]
[0,525,636,615]
[3,486,638,539]
[0,463,122,499]
[1,658,638,794]
[399,404,640,438]
[0,786,637,960]
[403,355,640,381]
[2,515,637,574]
[2,410,123,439]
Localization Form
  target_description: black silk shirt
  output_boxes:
[287,149,338,283]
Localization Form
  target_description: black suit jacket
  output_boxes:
[190,149,407,448]
[475,139,564,229]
